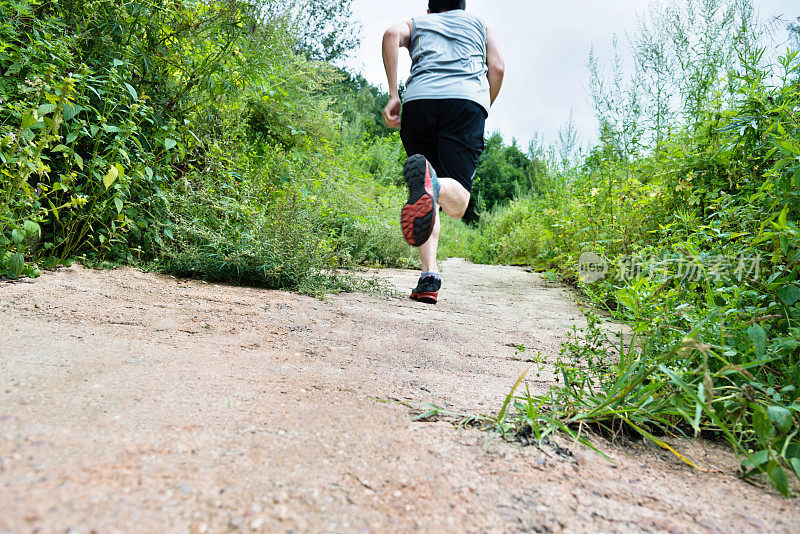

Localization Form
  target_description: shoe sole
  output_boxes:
[401,155,435,247]
[410,291,438,304]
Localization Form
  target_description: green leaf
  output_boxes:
[112,58,125,67]
[778,206,789,228]
[7,253,24,277]
[498,367,530,424]
[780,140,800,156]
[66,132,79,144]
[114,197,123,214]
[767,406,794,434]
[753,406,774,445]
[11,229,25,243]
[742,449,770,470]
[103,165,119,189]
[767,463,790,497]
[412,410,437,421]
[87,85,102,100]
[102,124,121,134]
[51,144,69,153]
[37,103,57,115]
[47,199,60,223]
[62,102,81,121]
[777,285,800,307]
[123,82,138,101]
[4,62,21,76]
[21,110,37,129]
[790,458,800,480]
[74,153,84,170]
[164,138,177,150]
[748,324,767,358]
[22,221,40,238]
[39,103,57,116]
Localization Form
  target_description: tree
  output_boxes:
[257,0,362,62]
[790,17,800,49]
[332,71,396,139]
[589,0,759,152]
[471,134,536,217]
[667,0,757,128]
[588,38,644,163]
[630,2,677,148]
[557,110,580,166]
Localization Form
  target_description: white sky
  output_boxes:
[343,0,797,149]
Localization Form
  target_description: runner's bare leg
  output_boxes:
[419,177,470,272]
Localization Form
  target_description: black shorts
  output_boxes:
[400,99,487,193]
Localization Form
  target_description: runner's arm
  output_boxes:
[486,26,505,105]
[382,21,412,129]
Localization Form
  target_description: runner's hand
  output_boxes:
[382,95,401,129]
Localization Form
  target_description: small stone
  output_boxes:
[275,505,289,520]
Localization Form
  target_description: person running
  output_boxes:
[381,0,505,304]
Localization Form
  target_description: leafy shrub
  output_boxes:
[0,0,249,266]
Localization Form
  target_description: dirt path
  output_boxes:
[1,260,797,533]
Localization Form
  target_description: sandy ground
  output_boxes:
[0,259,797,533]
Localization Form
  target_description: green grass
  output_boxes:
[438,216,480,261]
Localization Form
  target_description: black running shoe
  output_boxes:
[401,155,440,247]
[410,275,441,304]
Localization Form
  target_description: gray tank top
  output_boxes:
[403,11,491,115]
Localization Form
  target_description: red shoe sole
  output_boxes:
[401,156,436,247]
[410,291,438,304]
[401,195,434,246]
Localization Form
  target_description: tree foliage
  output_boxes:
[591,0,758,155]
[468,134,541,220]
[255,0,362,62]
[0,0,409,286]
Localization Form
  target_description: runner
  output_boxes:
[381,0,505,304]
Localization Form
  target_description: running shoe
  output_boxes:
[410,275,441,304]
[401,155,440,247]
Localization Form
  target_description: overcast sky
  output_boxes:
[344,0,797,149]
